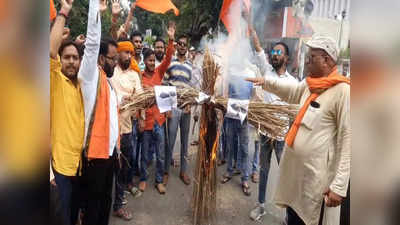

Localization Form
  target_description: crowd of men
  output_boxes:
[50,0,350,225]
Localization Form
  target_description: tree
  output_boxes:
[56,0,225,46]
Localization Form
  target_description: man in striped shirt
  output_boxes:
[162,34,194,185]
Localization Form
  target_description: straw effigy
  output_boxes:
[121,88,298,141]
[120,49,298,225]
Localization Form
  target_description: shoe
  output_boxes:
[163,173,169,186]
[217,159,226,166]
[242,182,251,196]
[179,172,191,185]
[127,186,142,198]
[138,181,147,192]
[113,208,133,221]
[249,203,266,221]
[155,183,166,194]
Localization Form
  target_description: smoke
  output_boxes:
[198,0,259,97]
[121,0,131,11]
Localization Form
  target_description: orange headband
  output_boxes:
[117,41,134,53]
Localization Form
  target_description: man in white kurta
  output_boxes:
[247,36,350,225]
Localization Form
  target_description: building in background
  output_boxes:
[261,0,350,79]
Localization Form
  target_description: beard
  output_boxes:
[120,60,131,70]
[271,58,284,71]
[62,66,78,79]
[155,52,164,61]
[104,62,115,78]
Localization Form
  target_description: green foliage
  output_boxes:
[57,0,225,46]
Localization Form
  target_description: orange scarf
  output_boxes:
[285,69,350,147]
[87,69,121,158]
[130,58,141,74]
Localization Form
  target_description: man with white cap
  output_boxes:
[246,35,350,225]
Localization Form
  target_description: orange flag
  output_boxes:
[219,0,251,33]
[50,0,57,22]
[136,0,179,16]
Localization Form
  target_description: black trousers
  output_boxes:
[287,204,324,225]
[82,155,115,225]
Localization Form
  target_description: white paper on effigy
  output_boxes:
[225,98,249,123]
[195,92,210,104]
[154,85,177,113]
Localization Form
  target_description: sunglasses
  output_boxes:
[177,41,187,47]
[270,49,282,56]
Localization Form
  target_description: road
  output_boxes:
[110,115,285,225]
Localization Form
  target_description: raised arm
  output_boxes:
[122,2,136,36]
[248,26,273,76]
[157,24,176,78]
[50,0,74,59]
[77,0,102,83]
[110,0,122,40]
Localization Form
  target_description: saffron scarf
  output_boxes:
[285,69,350,147]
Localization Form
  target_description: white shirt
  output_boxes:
[78,0,118,156]
[254,50,298,140]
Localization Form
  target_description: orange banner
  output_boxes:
[50,0,57,22]
[136,0,179,16]
[219,0,251,33]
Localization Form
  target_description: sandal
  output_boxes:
[221,174,232,184]
[113,208,133,221]
[242,183,251,196]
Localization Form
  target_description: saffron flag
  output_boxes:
[219,0,251,33]
[50,0,57,21]
[136,0,179,16]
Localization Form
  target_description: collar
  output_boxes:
[271,68,290,78]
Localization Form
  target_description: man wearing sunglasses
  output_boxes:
[162,34,194,186]
[248,26,299,221]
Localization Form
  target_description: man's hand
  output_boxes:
[245,77,265,86]
[167,21,176,41]
[183,105,191,114]
[60,0,74,15]
[165,111,172,119]
[111,0,122,18]
[99,0,108,13]
[62,27,70,41]
[74,34,86,46]
[323,189,343,207]
[129,2,136,15]
[50,179,57,187]
[138,119,145,133]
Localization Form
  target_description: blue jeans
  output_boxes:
[225,117,250,182]
[113,132,134,211]
[53,169,81,225]
[252,139,260,173]
[140,123,165,183]
[218,118,228,161]
[258,135,284,204]
[128,120,140,178]
[165,108,191,174]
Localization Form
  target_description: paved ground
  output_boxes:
[110,116,286,225]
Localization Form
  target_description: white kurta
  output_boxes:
[261,76,351,225]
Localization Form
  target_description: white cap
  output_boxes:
[306,35,339,62]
